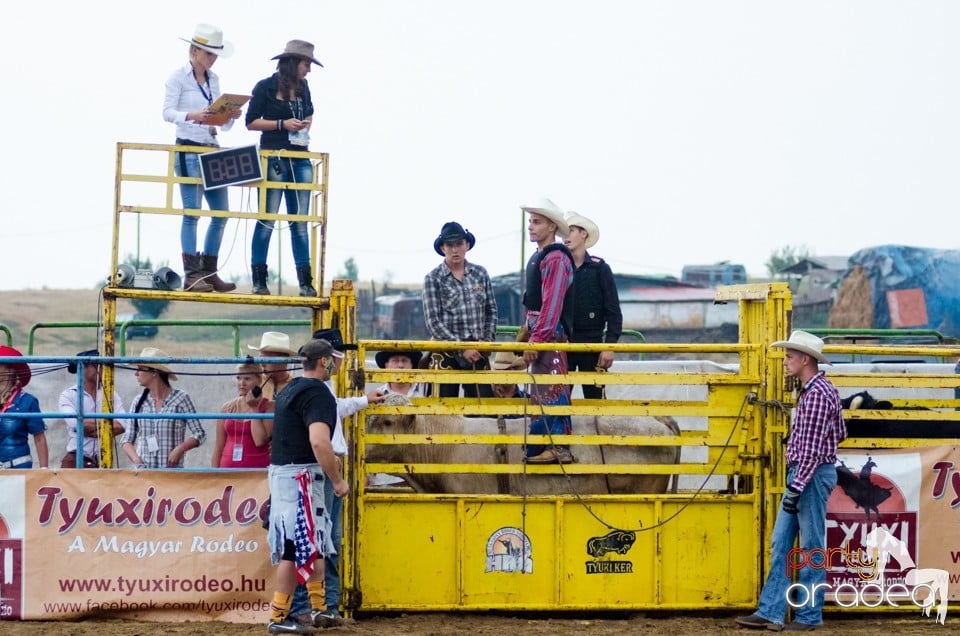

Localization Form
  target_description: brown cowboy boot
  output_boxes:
[181,253,213,292]
[200,254,236,292]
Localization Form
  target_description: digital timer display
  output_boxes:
[199,145,263,190]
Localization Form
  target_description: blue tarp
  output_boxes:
[845,245,960,336]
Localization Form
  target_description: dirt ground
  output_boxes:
[0,613,954,635]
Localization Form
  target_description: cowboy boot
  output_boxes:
[296,266,317,297]
[182,253,214,292]
[251,264,270,295]
[200,254,237,292]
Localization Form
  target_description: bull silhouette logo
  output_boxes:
[587,529,636,558]
[836,456,892,520]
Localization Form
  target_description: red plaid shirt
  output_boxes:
[785,371,846,492]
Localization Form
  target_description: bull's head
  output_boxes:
[365,393,417,464]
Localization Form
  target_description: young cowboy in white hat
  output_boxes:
[563,211,623,399]
[736,331,846,631]
[519,198,575,464]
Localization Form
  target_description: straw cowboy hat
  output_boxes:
[137,347,179,381]
[565,212,600,250]
[0,345,31,387]
[771,330,831,365]
[375,350,423,369]
[236,362,263,376]
[433,222,476,256]
[180,23,234,57]
[491,351,527,371]
[520,198,569,237]
[248,332,297,356]
[271,40,323,67]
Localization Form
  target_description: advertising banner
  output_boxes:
[0,470,271,622]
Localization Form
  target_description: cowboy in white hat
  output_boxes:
[422,221,498,400]
[736,331,846,631]
[519,198,576,464]
[248,332,298,400]
[165,23,241,294]
[120,348,205,469]
[563,211,623,398]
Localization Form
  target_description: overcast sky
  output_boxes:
[2,1,957,291]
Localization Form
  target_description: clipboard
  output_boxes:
[205,93,250,126]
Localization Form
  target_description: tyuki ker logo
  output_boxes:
[786,527,949,625]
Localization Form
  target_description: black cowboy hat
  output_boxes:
[375,350,423,369]
[67,349,100,374]
[311,327,358,351]
[433,221,476,256]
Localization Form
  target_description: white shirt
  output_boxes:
[58,386,129,458]
[380,383,423,398]
[162,62,235,145]
[324,380,369,457]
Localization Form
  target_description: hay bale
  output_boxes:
[828,266,873,329]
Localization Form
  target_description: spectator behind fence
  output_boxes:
[212,362,273,468]
[0,346,47,469]
[376,349,424,398]
[120,348,205,469]
[58,349,128,468]
[248,332,298,400]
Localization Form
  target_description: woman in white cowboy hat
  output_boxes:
[163,23,241,293]
[563,211,623,399]
[211,362,274,468]
[120,348,206,469]
[246,40,324,297]
[0,346,48,469]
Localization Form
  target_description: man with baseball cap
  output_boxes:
[58,349,129,468]
[520,198,576,464]
[266,338,345,632]
[736,331,845,632]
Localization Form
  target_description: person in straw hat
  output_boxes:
[563,211,622,399]
[58,349,128,468]
[163,23,241,293]
[120,348,205,469]
[211,361,274,469]
[490,351,529,403]
[519,198,575,464]
[736,331,845,632]
[248,332,299,400]
[246,39,324,297]
[422,221,498,400]
[0,345,48,469]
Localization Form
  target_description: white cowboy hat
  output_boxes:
[248,332,297,356]
[520,198,569,237]
[565,211,600,250]
[491,351,527,371]
[180,24,233,58]
[771,330,831,365]
[137,347,178,380]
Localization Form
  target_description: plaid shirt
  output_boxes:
[119,388,205,468]
[423,261,497,342]
[785,371,846,492]
[526,249,575,343]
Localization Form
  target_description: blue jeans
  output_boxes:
[324,474,344,612]
[289,474,343,617]
[251,156,312,268]
[756,463,837,626]
[174,152,228,255]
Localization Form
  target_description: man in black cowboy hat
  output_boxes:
[375,349,424,397]
[58,349,128,468]
[422,221,498,399]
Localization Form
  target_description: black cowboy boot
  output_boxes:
[296,266,317,297]
[251,264,270,295]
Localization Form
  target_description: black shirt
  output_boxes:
[270,377,337,465]
[245,73,315,151]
